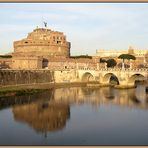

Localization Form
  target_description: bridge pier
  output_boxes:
[114,83,136,89]
[99,81,136,89]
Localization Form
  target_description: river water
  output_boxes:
[0,84,148,145]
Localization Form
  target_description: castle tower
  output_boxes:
[13,27,71,58]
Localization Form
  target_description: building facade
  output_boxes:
[96,47,148,58]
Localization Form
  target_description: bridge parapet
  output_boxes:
[98,68,148,72]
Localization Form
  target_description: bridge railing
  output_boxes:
[0,66,148,72]
[97,68,148,72]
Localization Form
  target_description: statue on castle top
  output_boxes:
[44,22,47,28]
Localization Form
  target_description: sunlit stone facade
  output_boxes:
[13,27,71,58]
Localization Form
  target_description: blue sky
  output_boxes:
[0,3,148,55]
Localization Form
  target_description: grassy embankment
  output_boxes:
[0,82,92,97]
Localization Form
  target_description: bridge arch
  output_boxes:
[82,72,94,82]
[103,73,119,85]
[128,73,146,85]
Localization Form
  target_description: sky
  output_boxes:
[0,3,148,55]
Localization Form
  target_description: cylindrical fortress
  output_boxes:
[13,28,71,58]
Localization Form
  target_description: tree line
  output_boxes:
[100,54,136,68]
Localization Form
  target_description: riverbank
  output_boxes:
[0,82,91,97]
[0,81,147,97]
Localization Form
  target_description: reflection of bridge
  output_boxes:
[53,86,148,110]
[54,68,148,88]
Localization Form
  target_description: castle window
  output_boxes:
[53,36,55,41]
[57,41,61,44]
[24,41,28,44]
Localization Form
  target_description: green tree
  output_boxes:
[118,54,136,61]
[118,54,136,69]
[106,59,117,68]
[100,58,106,63]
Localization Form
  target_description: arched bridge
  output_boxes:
[75,68,148,88]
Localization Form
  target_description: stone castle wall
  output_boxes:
[0,70,53,86]
[47,57,98,70]
[11,56,43,69]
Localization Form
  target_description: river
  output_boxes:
[0,84,148,145]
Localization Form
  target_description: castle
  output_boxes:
[13,27,70,58]
[7,26,98,70]
[11,27,71,69]
[0,26,148,70]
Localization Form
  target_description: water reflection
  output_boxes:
[0,85,148,135]
[13,101,70,133]
[53,85,148,109]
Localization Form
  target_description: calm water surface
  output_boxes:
[0,84,148,145]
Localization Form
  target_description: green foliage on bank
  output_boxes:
[70,55,92,59]
[0,55,12,58]
[0,88,48,98]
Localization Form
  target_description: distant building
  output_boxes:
[96,46,148,68]
[96,49,128,57]
[96,46,147,58]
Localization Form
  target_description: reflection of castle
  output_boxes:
[12,101,70,133]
